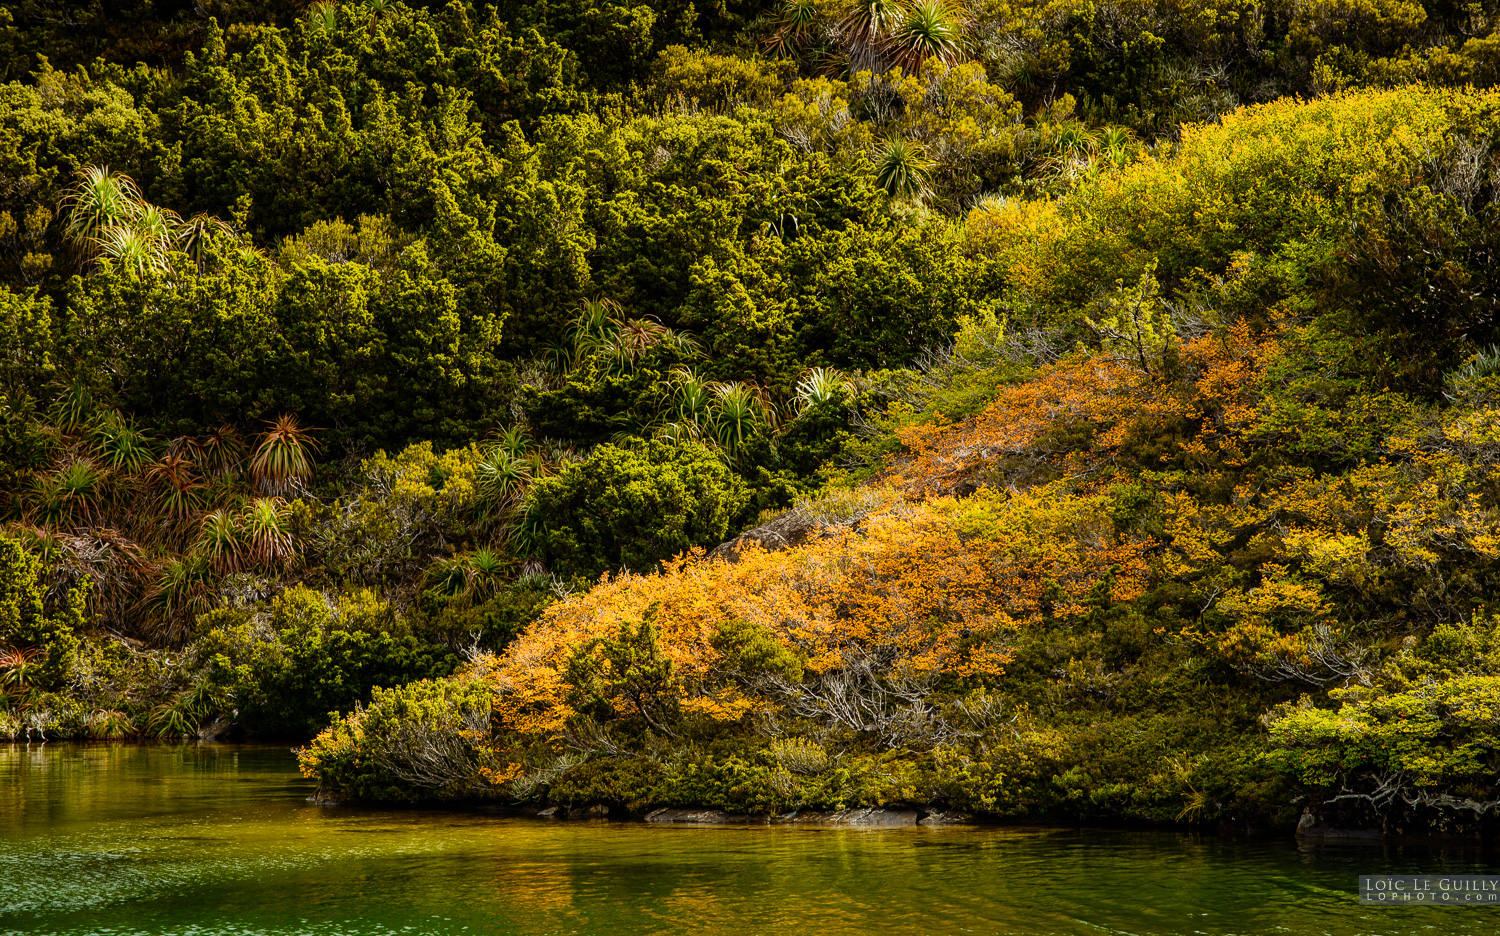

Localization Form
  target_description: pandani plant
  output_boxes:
[60,165,237,277]
[794,366,854,415]
[872,138,934,200]
[765,0,969,75]
[60,166,144,257]
[564,298,699,375]
[250,415,320,497]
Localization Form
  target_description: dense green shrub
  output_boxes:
[296,667,496,803]
[412,577,564,650]
[0,534,83,691]
[523,440,750,578]
[67,249,508,451]
[192,587,459,737]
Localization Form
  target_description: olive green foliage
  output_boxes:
[192,587,458,737]
[765,0,1500,136]
[295,665,497,802]
[712,616,805,682]
[565,609,682,734]
[654,46,794,108]
[523,441,750,578]
[297,440,492,595]
[1052,89,1496,392]
[0,534,83,691]
[1266,614,1500,816]
[6,0,1500,831]
[413,577,563,650]
[66,241,506,451]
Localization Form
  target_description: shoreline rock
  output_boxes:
[641,806,966,826]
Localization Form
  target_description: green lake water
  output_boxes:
[2,743,1498,935]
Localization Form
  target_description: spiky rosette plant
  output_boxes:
[425,554,470,597]
[199,424,246,478]
[133,204,182,249]
[708,381,777,456]
[2,524,64,568]
[144,453,205,538]
[0,645,44,695]
[60,166,144,258]
[97,225,170,279]
[306,0,339,35]
[669,367,714,426]
[250,416,320,497]
[426,547,510,604]
[838,0,906,69]
[652,420,706,446]
[462,547,509,600]
[144,554,215,639]
[795,366,854,415]
[763,0,822,59]
[240,497,297,569]
[491,425,531,458]
[1094,125,1139,169]
[608,317,675,370]
[883,0,966,72]
[570,297,622,347]
[872,138,934,200]
[85,709,136,741]
[176,213,236,272]
[30,459,106,528]
[90,413,157,475]
[194,509,245,574]
[48,379,95,435]
[564,298,694,374]
[476,448,534,512]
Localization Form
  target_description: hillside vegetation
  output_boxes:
[297,87,1500,830]
[0,0,1498,833]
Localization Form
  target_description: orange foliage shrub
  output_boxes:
[890,321,1269,495]
[488,488,1155,743]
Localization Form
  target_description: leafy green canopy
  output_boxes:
[522,440,751,578]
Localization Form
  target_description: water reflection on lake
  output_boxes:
[1,743,1495,935]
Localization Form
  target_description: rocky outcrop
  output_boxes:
[646,808,758,824]
[706,510,822,562]
[641,806,970,826]
[707,492,898,563]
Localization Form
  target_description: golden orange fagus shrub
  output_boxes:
[486,487,1154,754]
[889,320,1268,496]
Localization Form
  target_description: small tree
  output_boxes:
[0,535,85,692]
[1084,263,1176,376]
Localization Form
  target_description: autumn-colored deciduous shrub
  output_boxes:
[300,483,1156,803]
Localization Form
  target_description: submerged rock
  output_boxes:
[818,808,921,826]
[1295,807,1382,841]
[916,810,968,826]
[569,803,610,819]
[646,808,758,824]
